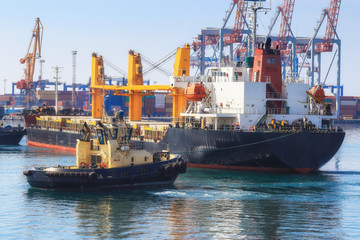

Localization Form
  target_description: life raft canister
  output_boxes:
[309,86,326,103]
[184,82,207,101]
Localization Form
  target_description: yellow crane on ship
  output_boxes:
[91,44,190,121]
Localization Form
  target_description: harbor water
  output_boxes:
[1,124,360,239]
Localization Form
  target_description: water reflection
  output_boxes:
[25,169,345,239]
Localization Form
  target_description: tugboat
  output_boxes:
[23,118,186,190]
[0,120,26,145]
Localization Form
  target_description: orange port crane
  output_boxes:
[16,18,43,109]
[278,0,295,50]
[192,0,248,49]
[318,0,341,52]
[233,0,248,44]
[90,45,190,121]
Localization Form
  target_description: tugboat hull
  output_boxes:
[23,155,186,190]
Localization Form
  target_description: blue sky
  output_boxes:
[0,0,359,96]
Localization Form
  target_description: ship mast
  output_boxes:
[250,4,263,56]
[249,1,271,56]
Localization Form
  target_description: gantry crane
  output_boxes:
[233,0,249,44]
[15,18,43,109]
[192,0,250,74]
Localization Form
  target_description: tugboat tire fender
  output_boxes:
[164,165,174,177]
[80,162,87,168]
[89,172,97,180]
[179,161,187,173]
[172,162,180,173]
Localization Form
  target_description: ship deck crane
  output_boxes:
[91,45,190,121]
[15,18,43,109]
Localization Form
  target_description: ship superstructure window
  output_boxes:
[235,72,243,81]
[111,128,118,139]
[96,129,105,144]
[272,58,277,64]
[127,128,133,141]
[96,155,102,164]
[267,58,271,64]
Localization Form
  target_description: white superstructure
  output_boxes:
[170,63,335,131]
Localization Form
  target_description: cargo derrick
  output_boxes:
[90,45,190,121]
[171,44,190,119]
[91,53,105,118]
[15,18,43,109]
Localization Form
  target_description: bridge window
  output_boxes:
[96,129,105,144]
[111,128,118,139]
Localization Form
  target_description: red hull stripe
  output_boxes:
[294,168,315,173]
[187,163,314,173]
[28,141,76,153]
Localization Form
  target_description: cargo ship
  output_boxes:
[24,4,345,173]
[24,39,345,173]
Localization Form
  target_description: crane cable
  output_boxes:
[140,47,178,76]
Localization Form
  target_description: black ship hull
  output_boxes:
[23,156,186,190]
[148,128,346,172]
[26,127,345,173]
[0,127,26,145]
[27,128,81,151]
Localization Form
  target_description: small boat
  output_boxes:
[0,121,26,145]
[23,119,186,190]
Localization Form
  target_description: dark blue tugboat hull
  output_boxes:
[23,156,186,190]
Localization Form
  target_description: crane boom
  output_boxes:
[323,0,341,52]
[19,17,43,87]
[278,0,295,49]
[15,17,43,109]
[233,0,248,43]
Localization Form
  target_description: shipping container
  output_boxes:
[0,101,10,105]
[340,110,356,116]
[357,103,360,111]
[340,100,356,106]
[340,96,357,101]
[0,96,13,101]
[340,105,356,111]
